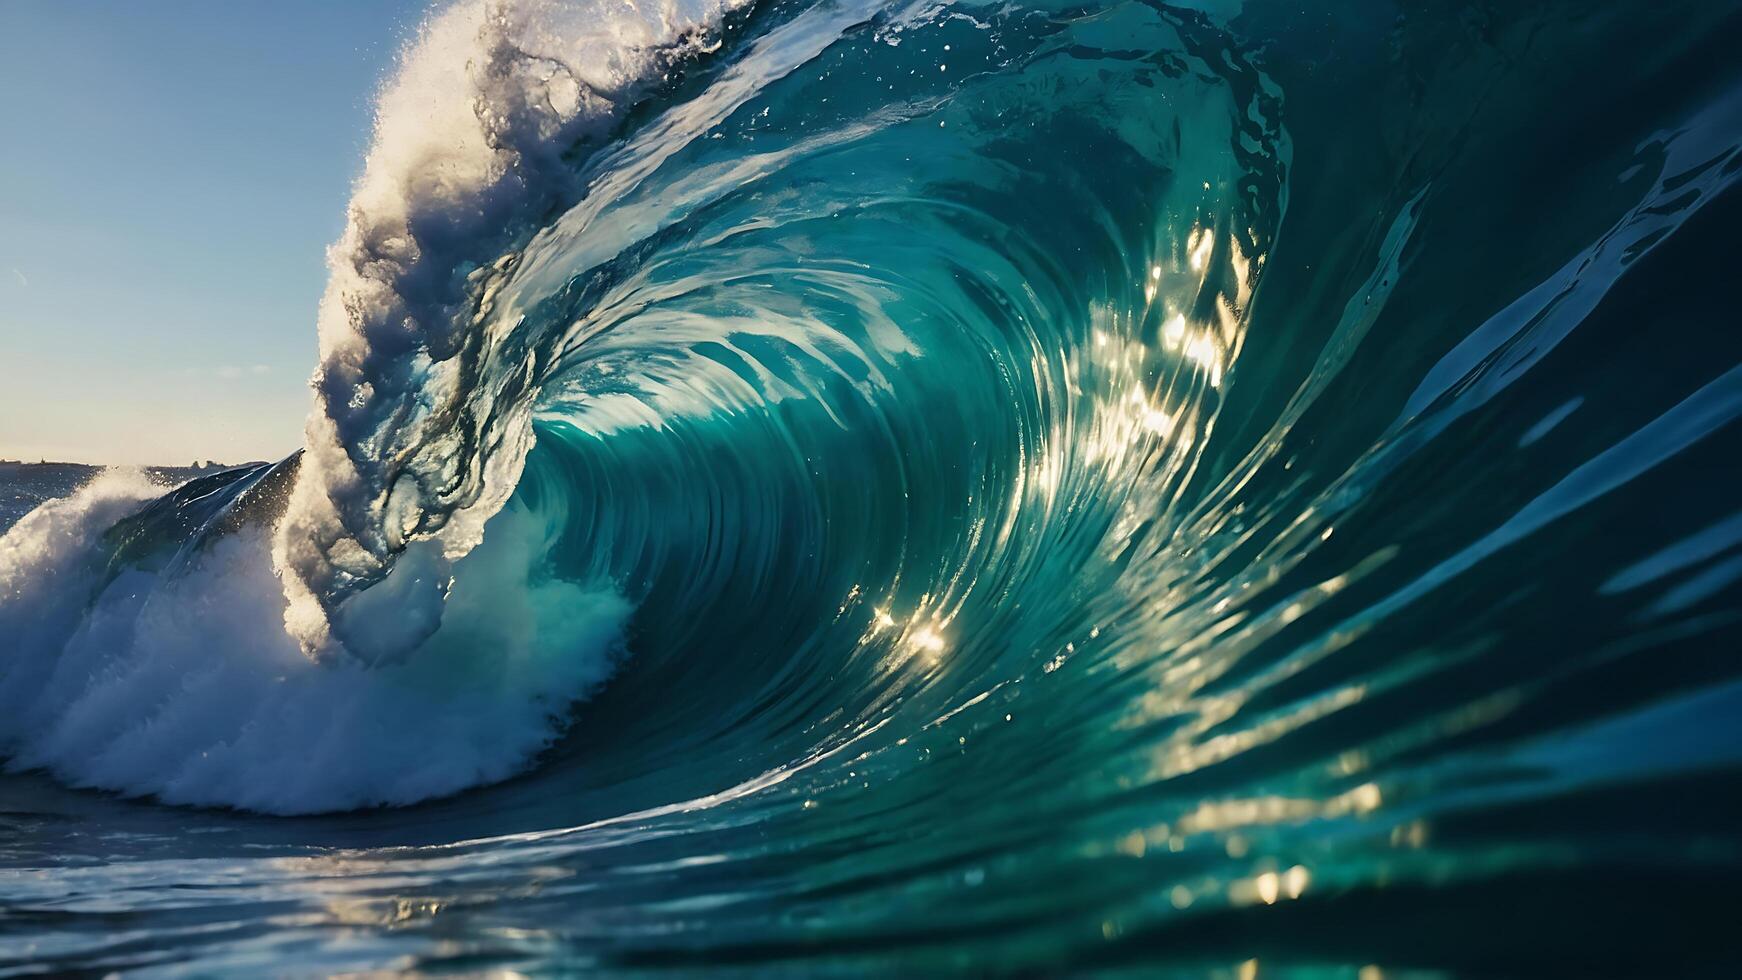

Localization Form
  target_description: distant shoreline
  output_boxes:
[0,459,266,473]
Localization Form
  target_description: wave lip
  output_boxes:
[278,0,750,660]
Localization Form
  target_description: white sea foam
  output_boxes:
[0,474,629,815]
[280,0,746,658]
[1,0,749,814]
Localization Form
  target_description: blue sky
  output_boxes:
[0,1,431,464]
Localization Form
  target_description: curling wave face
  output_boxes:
[4,0,1742,973]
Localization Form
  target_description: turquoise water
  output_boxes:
[3,0,1742,974]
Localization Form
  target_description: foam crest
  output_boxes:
[280,0,744,657]
[0,470,163,672]
[0,476,629,814]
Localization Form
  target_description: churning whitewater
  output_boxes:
[3,0,1742,973]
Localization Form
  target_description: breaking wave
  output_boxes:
[3,0,1741,973]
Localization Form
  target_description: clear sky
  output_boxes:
[0,1,430,465]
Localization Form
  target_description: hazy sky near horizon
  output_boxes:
[0,1,431,465]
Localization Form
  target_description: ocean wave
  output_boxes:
[3,0,1741,973]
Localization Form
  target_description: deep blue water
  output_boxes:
[4,0,1742,974]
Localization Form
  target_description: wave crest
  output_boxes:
[279,0,747,659]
